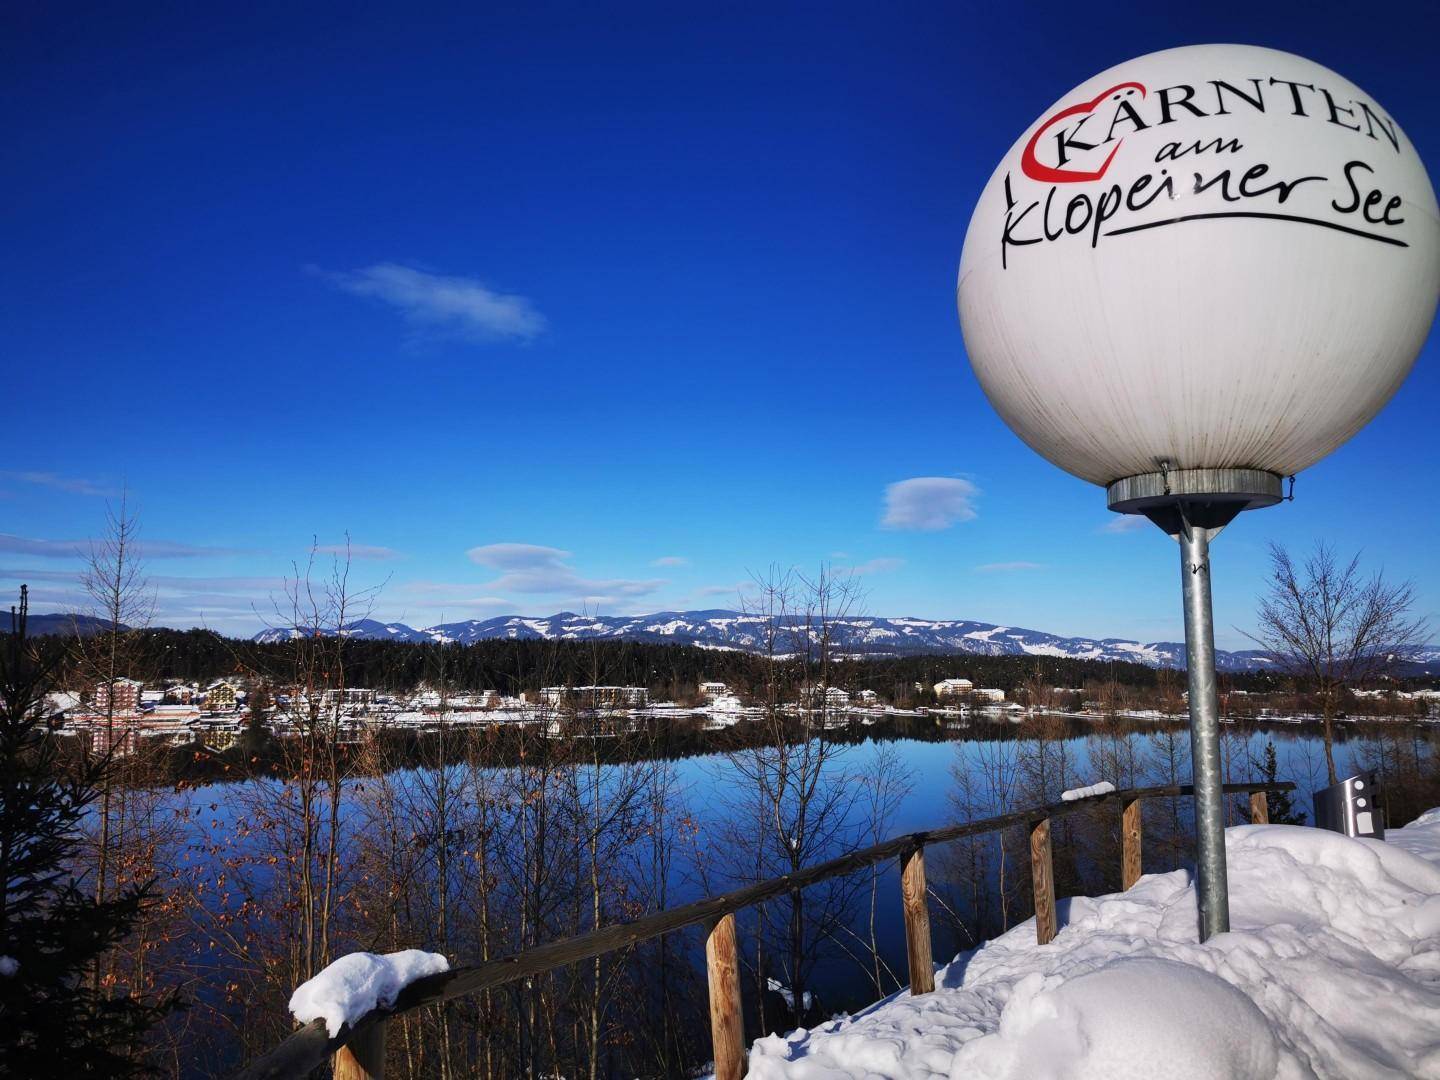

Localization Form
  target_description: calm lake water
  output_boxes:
[656,721,1347,1008]
[168,716,1422,1065]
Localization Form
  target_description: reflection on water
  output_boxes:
[159,717,1431,1075]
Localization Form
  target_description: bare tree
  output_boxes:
[855,741,913,996]
[264,538,381,982]
[75,494,154,993]
[718,566,864,1030]
[1247,542,1427,784]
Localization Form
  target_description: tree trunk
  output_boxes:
[1322,693,1338,785]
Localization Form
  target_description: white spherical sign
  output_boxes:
[957,44,1440,488]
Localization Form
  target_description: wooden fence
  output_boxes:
[236,780,1293,1080]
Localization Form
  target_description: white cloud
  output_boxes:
[1100,515,1149,534]
[881,477,979,531]
[467,543,572,570]
[315,543,403,561]
[975,561,1045,573]
[324,263,545,343]
[0,534,244,559]
[841,557,905,576]
[0,567,80,584]
[2,471,115,497]
[466,543,664,598]
[652,555,688,567]
[4,568,296,634]
[392,582,514,616]
[696,583,748,598]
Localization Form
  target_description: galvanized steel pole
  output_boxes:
[1179,521,1229,939]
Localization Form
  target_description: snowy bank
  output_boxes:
[749,810,1440,1079]
[289,950,449,1037]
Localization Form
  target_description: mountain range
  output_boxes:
[253,609,1291,671]
[25,607,1435,673]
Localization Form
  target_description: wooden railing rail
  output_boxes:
[235,780,1293,1080]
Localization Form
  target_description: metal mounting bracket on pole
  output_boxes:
[1104,466,1285,941]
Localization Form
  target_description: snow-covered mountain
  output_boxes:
[253,618,434,644]
[252,609,1295,671]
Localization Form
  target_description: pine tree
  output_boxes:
[1255,740,1306,825]
[0,587,170,1077]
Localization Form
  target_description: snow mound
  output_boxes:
[289,950,449,1037]
[748,811,1440,1080]
[951,960,1277,1080]
[1060,781,1115,802]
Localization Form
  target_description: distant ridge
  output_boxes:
[18,612,127,638]
[21,607,1435,673]
[252,609,1290,672]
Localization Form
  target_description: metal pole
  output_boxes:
[1179,519,1229,939]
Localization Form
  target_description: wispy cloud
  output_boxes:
[0,535,87,558]
[1,471,115,497]
[0,534,247,559]
[840,557,905,576]
[466,543,665,598]
[0,567,81,584]
[881,477,979,531]
[151,574,287,591]
[3,568,292,635]
[322,263,545,343]
[696,582,749,598]
[315,543,403,561]
[140,540,251,558]
[1099,515,1149,534]
[651,555,688,567]
[393,581,514,616]
[975,561,1045,573]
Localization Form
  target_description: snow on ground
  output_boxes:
[1060,781,1116,802]
[748,812,1440,1079]
[289,950,449,1037]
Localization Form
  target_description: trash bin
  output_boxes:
[1314,773,1384,839]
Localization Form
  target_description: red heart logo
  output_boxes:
[1021,81,1146,183]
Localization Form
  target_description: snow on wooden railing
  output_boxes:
[233,780,1294,1080]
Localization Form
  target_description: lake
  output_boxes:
[152,715,1428,1075]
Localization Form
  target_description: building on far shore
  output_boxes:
[95,678,143,715]
[540,685,649,709]
[933,678,973,700]
[800,685,851,709]
[165,683,199,704]
[855,689,880,706]
[322,687,378,709]
[934,679,1005,704]
[698,681,729,700]
[205,680,240,711]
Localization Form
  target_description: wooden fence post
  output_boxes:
[1121,798,1143,891]
[1030,817,1057,946]
[706,913,745,1080]
[1250,790,1270,825]
[900,844,935,995]
[333,1019,387,1080]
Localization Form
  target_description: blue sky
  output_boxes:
[2,2,1437,648]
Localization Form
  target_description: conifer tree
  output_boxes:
[1256,740,1306,826]
[0,587,169,1077]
